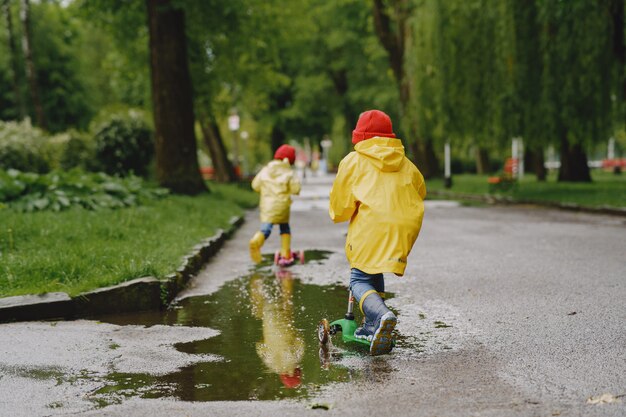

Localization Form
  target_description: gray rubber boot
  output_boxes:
[357,292,396,354]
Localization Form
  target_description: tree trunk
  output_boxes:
[410,137,439,178]
[146,0,206,194]
[3,0,25,119]
[20,0,45,128]
[610,0,626,103]
[475,146,490,174]
[558,134,591,182]
[525,147,547,181]
[198,112,236,183]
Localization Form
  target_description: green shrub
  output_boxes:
[0,169,168,212]
[41,133,68,171]
[0,120,50,173]
[93,111,154,176]
[59,131,97,171]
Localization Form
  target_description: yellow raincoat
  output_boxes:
[252,159,301,224]
[329,137,426,276]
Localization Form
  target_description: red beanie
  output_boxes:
[274,144,296,165]
[352,110,395,144]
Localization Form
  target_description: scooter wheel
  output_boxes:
[318,319,330,345]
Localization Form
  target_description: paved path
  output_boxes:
[0,173,624,416]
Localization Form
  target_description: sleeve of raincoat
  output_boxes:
[251,169,264,193]
[289,174,301,195]
[329,156,357,223]
[413,168,427,200]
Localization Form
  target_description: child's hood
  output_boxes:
[265,159,293,178]
[354,137,405,172]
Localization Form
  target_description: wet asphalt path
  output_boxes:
[0,173,624,416]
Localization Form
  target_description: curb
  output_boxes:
[428,190,626,217]
[0,215,245,323]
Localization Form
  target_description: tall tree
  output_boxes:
[184,0,243,182]
[198,109,236,183]
[511,0,546,180]
[609,0,625,131]
[536,0,614,182]
[372,0,439,178]
[146,0,206,194]
[20,0,44,128]
[2,0,24,119]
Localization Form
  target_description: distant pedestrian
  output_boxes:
[249,144,301,265]
[329,109,426,355]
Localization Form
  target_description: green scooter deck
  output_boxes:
[329,318,371,347]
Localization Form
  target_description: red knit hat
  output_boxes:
[274,144,296,165]
[352,110,395,144]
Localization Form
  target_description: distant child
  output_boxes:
[249,144,302,264]
[329,110,426,355]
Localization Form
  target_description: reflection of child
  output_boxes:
[329,110,426,355]
[249,270,304,388]
[249,145,301,264]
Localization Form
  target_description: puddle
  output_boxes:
[89,266,372,404]
[296,249,333,264]
[251,249,333,269]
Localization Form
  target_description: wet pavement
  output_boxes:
[0,173,625,416]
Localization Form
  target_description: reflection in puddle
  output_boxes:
[251,269,304,389]
[88,265,367,404]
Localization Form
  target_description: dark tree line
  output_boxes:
[1,0,623,190]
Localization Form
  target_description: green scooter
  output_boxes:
[318,290,371,349]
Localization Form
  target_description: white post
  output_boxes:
[444,140,452,188]
[320,137,332,174]
[228,111,240,177]
[511,137,522,179]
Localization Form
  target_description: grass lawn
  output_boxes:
[427,170,626,208]
[0,182,258,298]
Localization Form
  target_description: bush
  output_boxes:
[93,111,154,176]
[60,131,97,171]
[0,169,168,212]
[0,120,50,173]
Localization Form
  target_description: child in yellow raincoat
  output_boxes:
[329,110,426,355]
[249,144,301,264]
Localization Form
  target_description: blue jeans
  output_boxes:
[349,268,384,304]
[260,222,291,239]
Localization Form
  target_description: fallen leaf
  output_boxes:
[310,403,331,410]
[586,393,623,405]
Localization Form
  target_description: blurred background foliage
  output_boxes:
[0,0,624,183]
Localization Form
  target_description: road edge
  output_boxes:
[0,215,245,323]
[428,190,626,217]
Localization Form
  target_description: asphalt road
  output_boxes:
[0,173,624,417]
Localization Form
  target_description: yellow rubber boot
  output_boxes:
[249,231,265,263]
[280,233,292,259]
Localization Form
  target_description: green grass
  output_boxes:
[0,183,258,297]
[427,170,626,208]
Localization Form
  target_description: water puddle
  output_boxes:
[88,261,375,404]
